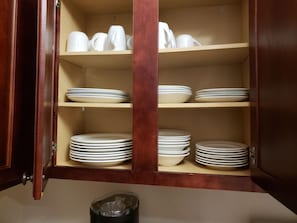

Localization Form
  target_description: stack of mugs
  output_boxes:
[67,25,132,52]
[67,21,203,52]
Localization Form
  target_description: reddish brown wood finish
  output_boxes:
[48,166,263,192]
[0,0,16,169]
[0,0,37,190]
[34,0,57,199]
[250,0,297,214]
[132,0,159,171]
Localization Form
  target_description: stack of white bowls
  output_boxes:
[158,129,191,166]
[158,85,192,103]
[69,133,132,167]
[195,88,249,102]
[195,141,249,169]
[66,88,129,103]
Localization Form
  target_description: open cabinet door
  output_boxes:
[250,0,297,214]
[0,0,37,190]
[34,0,57,199]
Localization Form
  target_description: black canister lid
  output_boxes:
[90,193,139,218]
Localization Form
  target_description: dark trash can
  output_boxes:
[90,193,139,223]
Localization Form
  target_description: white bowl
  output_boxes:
[158,152,190,166]
[158,92,192,103]
[158,147,190,155]
[158,142,190,151]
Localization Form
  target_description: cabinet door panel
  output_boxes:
[250,0,297,214]
[34,0,57,199]
[0,0,36,190]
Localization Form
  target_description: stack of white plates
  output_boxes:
[195,88,249,102]
[159,85,192,103]
[69,133,132,167]
[66,88,129,103]
[158,129,191,166]
[195,141,249,169]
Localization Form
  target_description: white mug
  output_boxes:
[67,31,89,52]
[158,22,176,49]
[106,25,126,51]
[90,32,107,51]
[176,34,201,48]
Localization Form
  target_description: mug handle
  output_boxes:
[168,29,176,48]
[90,35,99,50]
[193,38,202,46]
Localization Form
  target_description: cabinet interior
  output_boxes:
[56,0,251,176]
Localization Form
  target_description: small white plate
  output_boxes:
[195,158,249,168]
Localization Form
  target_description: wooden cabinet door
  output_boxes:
[0,0,37,190]
[250,0,297,214]
[33,0,57,199]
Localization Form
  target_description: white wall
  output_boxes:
[0,179,296,223]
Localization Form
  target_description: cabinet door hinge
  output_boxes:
[249,146,256,166]
[52,141,57,153]
[56,0,60,8]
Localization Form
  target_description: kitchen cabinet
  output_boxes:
[1,0,296,214]
[0,0,36,190]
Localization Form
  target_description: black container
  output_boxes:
[90,193,139,223]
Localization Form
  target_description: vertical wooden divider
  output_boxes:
[132,0,159,172]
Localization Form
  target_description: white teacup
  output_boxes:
[90,32,107,51]
[159,22,176,49]
[176,34,201,48]
[67,31,89,52]
[106,25,126,51]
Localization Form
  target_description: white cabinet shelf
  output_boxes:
[58,102,250,108]
[159,43,249,68]
[60,43,248,69]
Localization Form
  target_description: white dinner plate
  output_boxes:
[195,157,249,167]
[195,95,248,102]
[70,150,132,157]
[70,141,133,148]
[70,153,132,160]
[196,141,248,149]
[67,95,129,103]
[67,88,128,96]
[196,150,248,157]
[195,155,248,164]
[70,156,132,167]
[196,92,248,97]
[70,146,132,152]
[196,88,249,93]
[71,133,132,144]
